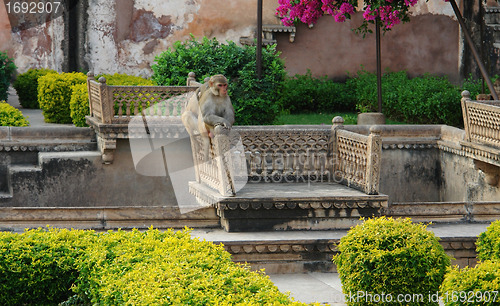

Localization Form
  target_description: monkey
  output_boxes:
[181,74,235,160]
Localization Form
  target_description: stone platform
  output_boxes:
[189,182,389,232]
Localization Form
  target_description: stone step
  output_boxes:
[191,223,489,274]
[0,191,12,199]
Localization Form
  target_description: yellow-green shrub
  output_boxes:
[13,68,58,109]
[38,72,87,123]
[477,220,500,261]
[69,83,89,127]
[333,217,451,306]
[0,228,96,306]
[440,260,500,306]
[0,100,29,126]
[74,228,310,306]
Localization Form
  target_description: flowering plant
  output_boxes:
[276,0,426,35]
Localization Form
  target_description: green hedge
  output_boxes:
[440,260,500,306]
[0,227,313,306]
[13,68,58,109]
[333,217,451,306]
[476,220,500,262]
[278,70,356,114]
[0,51,16,102]
[151,36,286,125]
[38,72,87,123]
[0,100,29,126]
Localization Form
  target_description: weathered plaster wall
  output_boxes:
[276,12,460,83]
[1,0,464,81]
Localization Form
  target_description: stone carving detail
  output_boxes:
[236,128,331,182]
[217,200,385,211]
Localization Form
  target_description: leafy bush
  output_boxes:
[74,228,310,306]
[0,227,314,306]
[278,70,356,114]
[0,228,96,306]
[440,260,500,306]
[38,72,87,123]
[476,220,500,261]
[345,68,496,127]
[96,73,156,86]
[0,100,29,126]
[13,68,58,108]
[0,51,16,102]
[69,84,89,127]
[333,217,451,306]
[151,36,286,125]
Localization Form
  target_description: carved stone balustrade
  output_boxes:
[188,116,388,232]
[461,90,500,186]
[85,72,199,164]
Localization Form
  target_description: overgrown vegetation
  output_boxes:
[0,51,16,102]
[0,100,29,126]
[13,68,58,108]
[0,227,316,306]
[151,36,286,125]
[334,217,451,306]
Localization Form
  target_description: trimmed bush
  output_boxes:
[278,70,356,114]
[440,260,500,306]
[333,217,451,306]
[0,100,29,126]
[476,220,500,261]
[13,68,58,108]
[38,72,87,123]
[0,51,16,102]
[0,227,314,306]
[96,73,156,86]
[69,84,89,127]
[0,228,96,305]
[151,36,286,125]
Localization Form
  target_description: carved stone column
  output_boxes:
[96,132,117,164]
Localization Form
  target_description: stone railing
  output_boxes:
[460,90,500,186]
[87,72,199,124]
[190,116,383,197]
[86,72,200,163]
[332,118,382,195]
[461,90,500,147]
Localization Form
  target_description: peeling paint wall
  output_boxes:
[0,0,467,81]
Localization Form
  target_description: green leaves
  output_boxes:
[13,68,58,109]
[0,100,29,126]
[0,51,16,102]
[151,36,286,125]
[334,217,451,306]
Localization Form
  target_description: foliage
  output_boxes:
[277,0,424,35]
[0,228,96,306]
[333,216,451,306]
[278,70,356,114]
[0,51,16,102]
[96,73,156,86]
[38,72,87,123]
[13,68,58,109]
[73,228,313,306]
[69,84,89,127]
[151,36,286,125]
[0,227,318,306]
[0,100,29,126]
[440,260,500,306]
[477,220,500,262]
[346,68,480,126]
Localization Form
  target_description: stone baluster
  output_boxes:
[331,116,344,181]
[461,90,472,141]
[86,72,95,117]
[365,125,382,195]
[125,101,131,118]
[212,125,235,197]
[98,77,113,124]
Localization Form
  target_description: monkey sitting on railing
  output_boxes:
[181,74,235,160]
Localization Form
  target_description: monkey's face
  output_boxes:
[217,83,228,96]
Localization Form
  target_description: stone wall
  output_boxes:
[0,0,481,82]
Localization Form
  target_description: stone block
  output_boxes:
[357,112,386,125]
